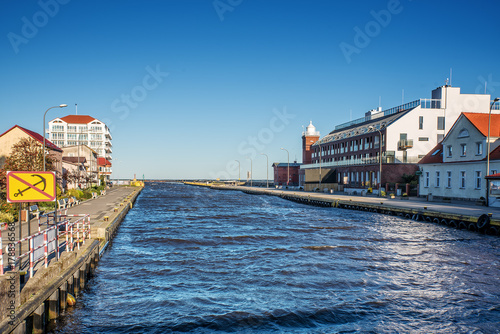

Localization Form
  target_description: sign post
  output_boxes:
[6,171,57,270]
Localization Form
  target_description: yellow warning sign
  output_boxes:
[7,171,56,203]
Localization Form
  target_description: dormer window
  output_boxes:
[458,128,469,138]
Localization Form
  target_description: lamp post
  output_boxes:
[319,145,322,190]
[486,97,499,206]
[235,160,240,184]
[368,125,383,196]
[43,104,68,171]
[280,147,289,186]
[247,157,253,187]
[260,153,269,188]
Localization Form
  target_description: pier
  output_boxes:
[0,186,143,334]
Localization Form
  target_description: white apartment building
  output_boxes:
[300,85,499,190]
[419,112,500,204]
[47,115,112,161]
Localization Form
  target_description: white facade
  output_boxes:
[419,112,500,201]
[47,115,112,161]
[306,85,498,168]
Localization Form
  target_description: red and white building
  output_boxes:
[47,115,112,162]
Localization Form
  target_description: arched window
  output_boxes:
[458,128,469,138]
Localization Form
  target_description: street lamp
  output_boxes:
[319,144,322,190]
[368,125,383,196]
[247,157,253,187]
[43,104,68,171]
[260,153,269,188]
[280,147,289,187]
[235,160,240,184]
[486,97,500,206]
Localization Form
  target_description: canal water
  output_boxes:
[49,183,500,333]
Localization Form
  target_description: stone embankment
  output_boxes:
[190,183,500,235]
[0,186,143,334]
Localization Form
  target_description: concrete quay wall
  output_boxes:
[207,185,500,235]
[0,186,143,334]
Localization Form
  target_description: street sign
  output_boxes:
[6,171,56,203]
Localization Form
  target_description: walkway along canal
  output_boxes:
[0,186,143,334]
[191,183,500,236]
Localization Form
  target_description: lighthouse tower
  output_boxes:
[302,121,320,164]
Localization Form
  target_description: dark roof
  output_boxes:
[486,173,500,179]
[62,157,87,164]
[0,125,63,152]
[272,162,302,168]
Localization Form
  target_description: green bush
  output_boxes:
[67,188,84,200]
[0,211,14,223]
[0,202,18,220]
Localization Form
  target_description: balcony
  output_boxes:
[398,139,413,150]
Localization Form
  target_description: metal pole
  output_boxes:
[319,145,322,190]
[280,148,289,187]
[43,104,67,171]
[247,157,253,187]
[235,160,240,184]
[486,98,499,206]
[260,153,269,188]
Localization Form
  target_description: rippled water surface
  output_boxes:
[49,183,500,333]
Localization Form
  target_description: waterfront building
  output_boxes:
[272,162,301,187]
[98,157,112,183]
[300,85,499,194]
[47,115,112,162]
[0,125,63,176]
[418,112,500,205]
[61,144,99,189]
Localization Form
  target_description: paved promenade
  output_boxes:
[213,185,500,222]
[1,186,140,275]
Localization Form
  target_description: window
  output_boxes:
[492,169,498,175]
[475,171,481,189]
[447,145,452,157]
[447,171,452,188]
[419,116,424,130]
[425,172,430,187]
[419,137,429,141]
[458,129,470,138]
[437,117,445,130]
[432,149,441,156]
[435,171,440,187]
[460,171,466,188]
[476,142,483,155]
[460,143,467,156]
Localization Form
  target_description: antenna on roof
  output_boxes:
[402,89,404,104]
[379,96,381,109]
[450,68,452,86]
[75,103,78,115]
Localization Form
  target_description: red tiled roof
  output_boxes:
[0,125,62,152]
[59,115,96,124]
[418,143,443,164]
[486,173,500,179]
[97,157,112,167]
[462,112,500,137]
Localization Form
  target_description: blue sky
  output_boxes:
[1,0,499,180]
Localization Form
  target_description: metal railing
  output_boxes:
[1,215,91,278]
[301,155,421,169]
[335,98,442,131]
